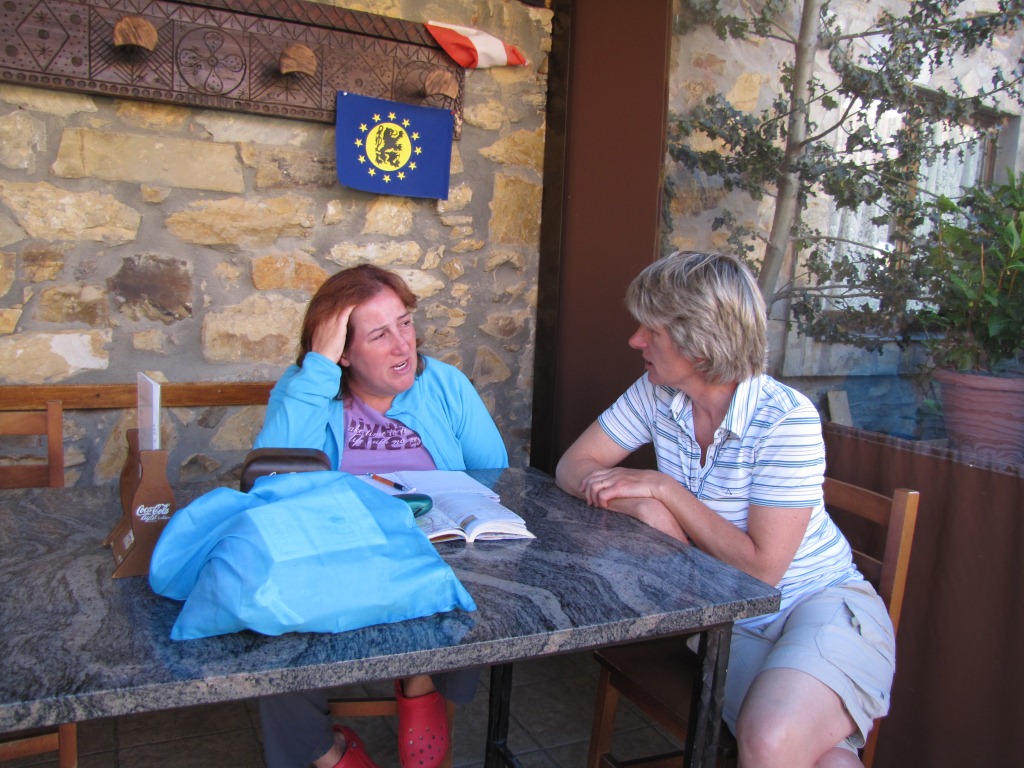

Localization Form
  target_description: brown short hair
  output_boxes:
[298,264,421,396]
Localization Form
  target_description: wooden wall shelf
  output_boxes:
[0,0,464,135]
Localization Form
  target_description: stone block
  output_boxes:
[108,254,193,324]
[489,174,541,245]
[53,128,244,193]
[201,294,304,364]
[166,195,315,248]
[0,330,111,383]
[251,252,328,293]
[0,181,140,245]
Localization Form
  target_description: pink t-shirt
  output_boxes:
[339,394,436,474]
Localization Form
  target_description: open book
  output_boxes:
[359,470,535,543]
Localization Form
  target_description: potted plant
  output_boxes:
[923,170,1024,463]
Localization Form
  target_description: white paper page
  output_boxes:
[388,470,500,499]
[432,493,533,541]
[137,372,161,451]
[414,506,464,540]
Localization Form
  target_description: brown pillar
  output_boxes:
[531,0,673,472]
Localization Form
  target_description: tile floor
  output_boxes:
[7,651,684,768]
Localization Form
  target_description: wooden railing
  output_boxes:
[0,382,274,411]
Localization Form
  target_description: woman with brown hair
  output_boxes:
[256,264,508,768]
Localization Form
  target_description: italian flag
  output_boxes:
[425,20,528,69]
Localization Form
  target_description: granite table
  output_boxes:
[0,467,780,768]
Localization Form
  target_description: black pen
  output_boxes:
[367,473,415,492]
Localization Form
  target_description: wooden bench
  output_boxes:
[0,382,274,412]
[0,382,277,488]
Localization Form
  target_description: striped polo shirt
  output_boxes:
[598,373,860,626]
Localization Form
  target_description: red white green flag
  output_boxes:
[425,21,528,69]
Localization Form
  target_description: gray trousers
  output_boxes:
[259,669,480,768]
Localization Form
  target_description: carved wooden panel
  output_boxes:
[0,0,464,135]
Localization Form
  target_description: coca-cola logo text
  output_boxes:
[135,503,172,522]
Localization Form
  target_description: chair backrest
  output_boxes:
[823,477,919,768]
[823,478,919,632]
[0,401,64,489]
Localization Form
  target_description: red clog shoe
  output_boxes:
[394,681,450,768]
[331,726,381,768]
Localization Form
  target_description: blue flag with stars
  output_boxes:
[336,92,453,200]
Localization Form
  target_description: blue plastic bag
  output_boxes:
[149,471,476,640]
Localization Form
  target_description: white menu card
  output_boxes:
[137,372,161,451]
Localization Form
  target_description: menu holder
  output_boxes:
[106,434,176,578]
[102,428,139,548]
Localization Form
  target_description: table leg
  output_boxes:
[484,663,522,768]
[683,623,733,768]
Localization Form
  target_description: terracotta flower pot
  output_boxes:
[934,367,1024,464]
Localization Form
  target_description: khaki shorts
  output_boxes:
[723,579,895,751]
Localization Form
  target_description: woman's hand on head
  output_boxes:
[311,305,355,364]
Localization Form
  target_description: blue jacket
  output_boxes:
[255,352,509,471]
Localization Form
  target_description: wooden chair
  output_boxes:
[0,400,64,489]
[586,477,920,768]
[0,400,76,767]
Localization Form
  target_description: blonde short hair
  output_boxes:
[626,251,767,384]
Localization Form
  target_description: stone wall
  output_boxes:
[664,0,1024,435]
[0,0,552,486]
